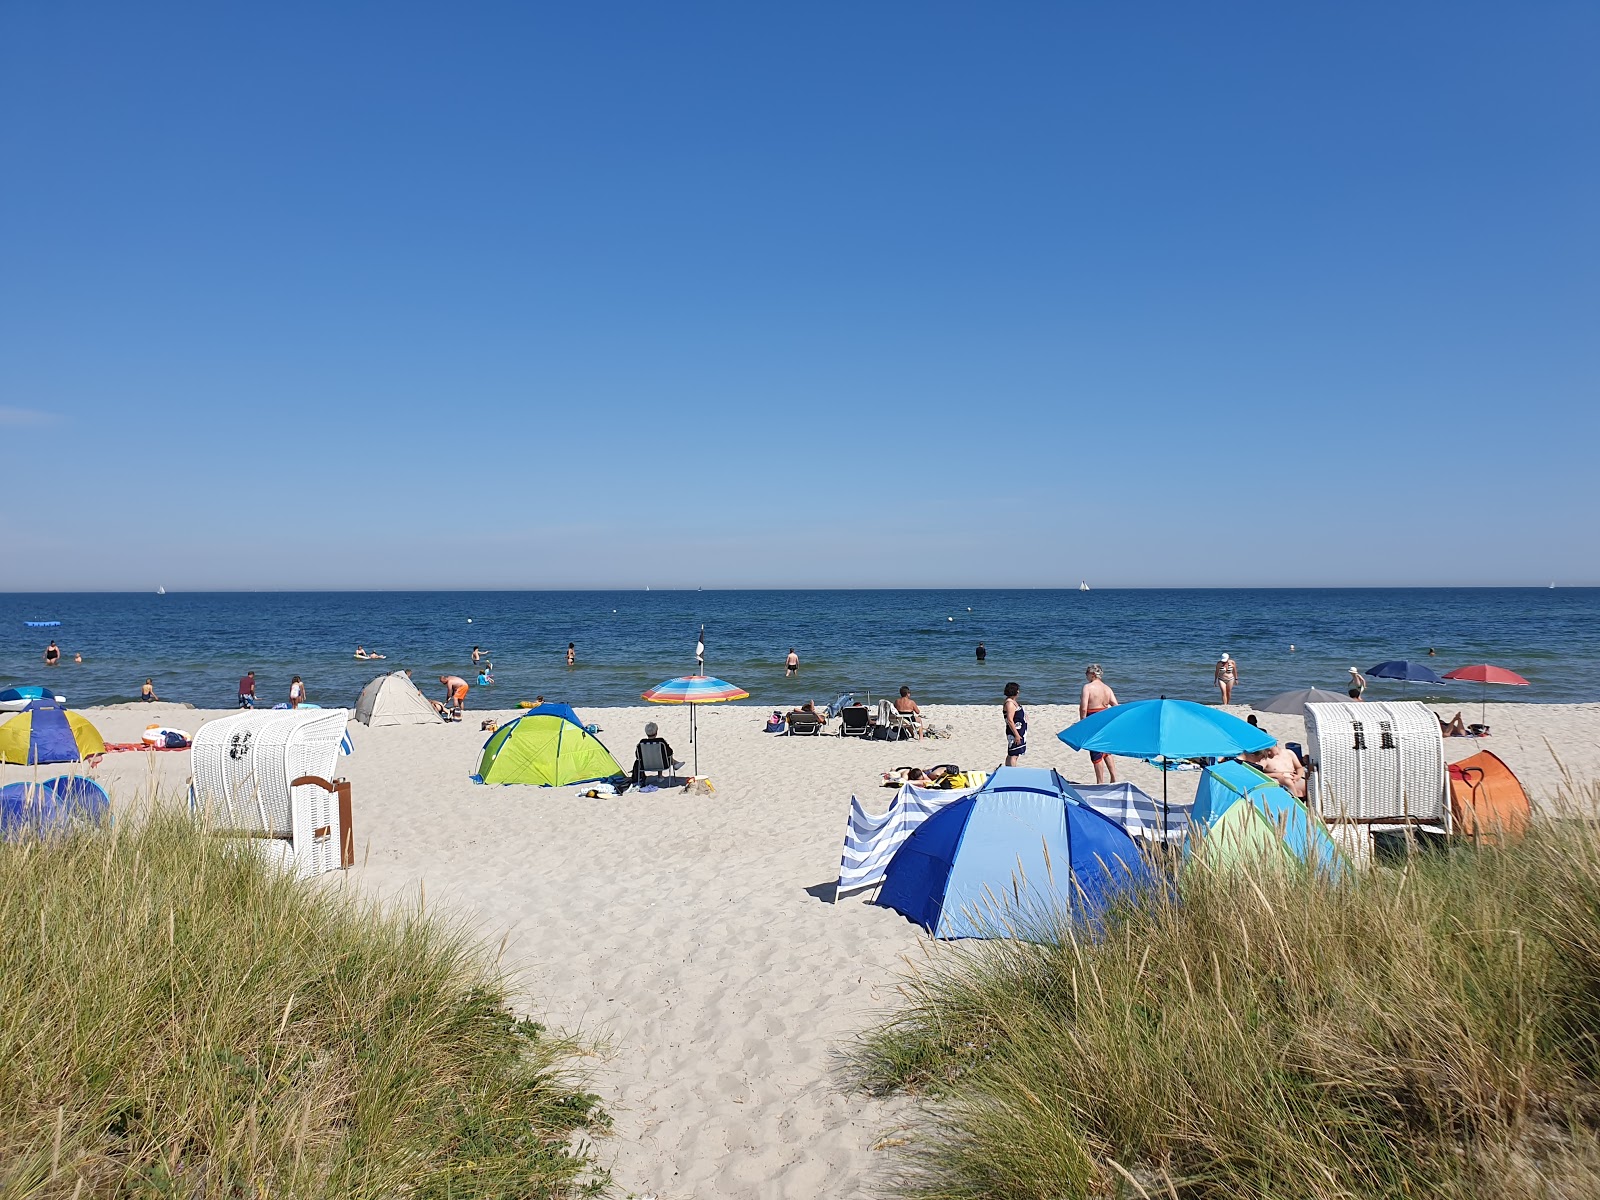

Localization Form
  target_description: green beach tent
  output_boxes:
[476,704,624,787]
[1188,760,1349,882]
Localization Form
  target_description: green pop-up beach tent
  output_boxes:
[1188,760,1348,881]
[476,703,624,787]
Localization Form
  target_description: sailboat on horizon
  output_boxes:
[1079,580,1090,592]
[156,586,166,595]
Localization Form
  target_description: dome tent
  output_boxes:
[877,767,1153,939]
[0,700,105,765]
[354,671,441,727]
[1188,760,1348,882]
[477,704,624,787]
[1,775,110,839]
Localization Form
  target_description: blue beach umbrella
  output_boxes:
[1365,661,1446,685]
[1058,698,1275,836]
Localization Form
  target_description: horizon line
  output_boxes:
[1,584,1589,596]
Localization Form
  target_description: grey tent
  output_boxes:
[354,671,441,727]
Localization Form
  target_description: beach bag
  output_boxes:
[162,731,189,749]
[765,712,786,733]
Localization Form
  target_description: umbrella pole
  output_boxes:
[691,704,699,778]
[1162,762,1169,843]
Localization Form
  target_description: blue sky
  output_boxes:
[3,2,1595,590]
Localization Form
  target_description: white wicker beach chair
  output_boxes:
[1304,701,1448,832]
[190,708,354,877]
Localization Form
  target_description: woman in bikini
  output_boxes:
[1214,653,1238,704]
[1079,664,1119,783]
[1003,681,1027,766]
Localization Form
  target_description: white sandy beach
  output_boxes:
[7,699,1600,1198]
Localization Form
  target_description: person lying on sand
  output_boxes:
[1244,745,1307,799]
[881,764,959,786]
[1439,711,1471,737]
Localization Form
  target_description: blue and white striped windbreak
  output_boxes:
[838,783,978,895]
[1070,781,1191,843]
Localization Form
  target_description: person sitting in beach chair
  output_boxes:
[893,687,925,739]
[633,723,679,784]
[786,702,827,735]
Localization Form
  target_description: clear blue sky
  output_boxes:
[3,2,1595,590]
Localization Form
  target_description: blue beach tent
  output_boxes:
[877,767,1153,939]
[0,775,111,839]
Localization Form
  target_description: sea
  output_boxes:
[0,589,1593,711]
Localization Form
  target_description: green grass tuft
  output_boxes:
[854,786,1600,1199]
[0,805,609,1199]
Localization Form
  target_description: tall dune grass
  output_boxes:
[0,806,608,1198]
[855,787,1600,1199]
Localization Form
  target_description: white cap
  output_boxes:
[1220,653,1230,661]
[1349,666,1361,673]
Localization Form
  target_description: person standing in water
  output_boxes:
[975,642,987,663]
[1079,664,1119,783]
[44,640,60,667]
[785,648,800,677]
[1003,681,1027,766]
[566,643,576,666]
[288,676,305,708]
[1214,653,1238,705]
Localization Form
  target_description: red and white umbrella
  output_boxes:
[1441,664,1530,724]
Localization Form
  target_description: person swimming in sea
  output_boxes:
[354,646,386,660]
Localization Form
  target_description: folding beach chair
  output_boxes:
[786,711,827,736]
[838,705,872,738]
[633,737,677,784]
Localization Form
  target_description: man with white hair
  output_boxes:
[633,722,678,785]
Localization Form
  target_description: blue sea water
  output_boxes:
[0,589,1593,710]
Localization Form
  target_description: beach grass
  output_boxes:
[0,804,609,1199]
[854,782,1600,1199]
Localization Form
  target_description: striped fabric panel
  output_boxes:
[1070,782,1194,842]
[838,783,975,893]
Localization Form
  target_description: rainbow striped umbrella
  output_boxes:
[642,675,749,777]
[641,676,749,705]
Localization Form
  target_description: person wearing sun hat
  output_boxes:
[1348,665,1367,700]
[1214,652,1238,704]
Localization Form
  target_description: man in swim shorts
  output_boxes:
[238,671,256,708]
[1079,664,1119,784]
[440,675,469,717]
[785,648,799,677]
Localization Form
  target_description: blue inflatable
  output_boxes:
[878,766,1153,939]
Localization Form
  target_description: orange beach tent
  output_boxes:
[1448,750,1530,844]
